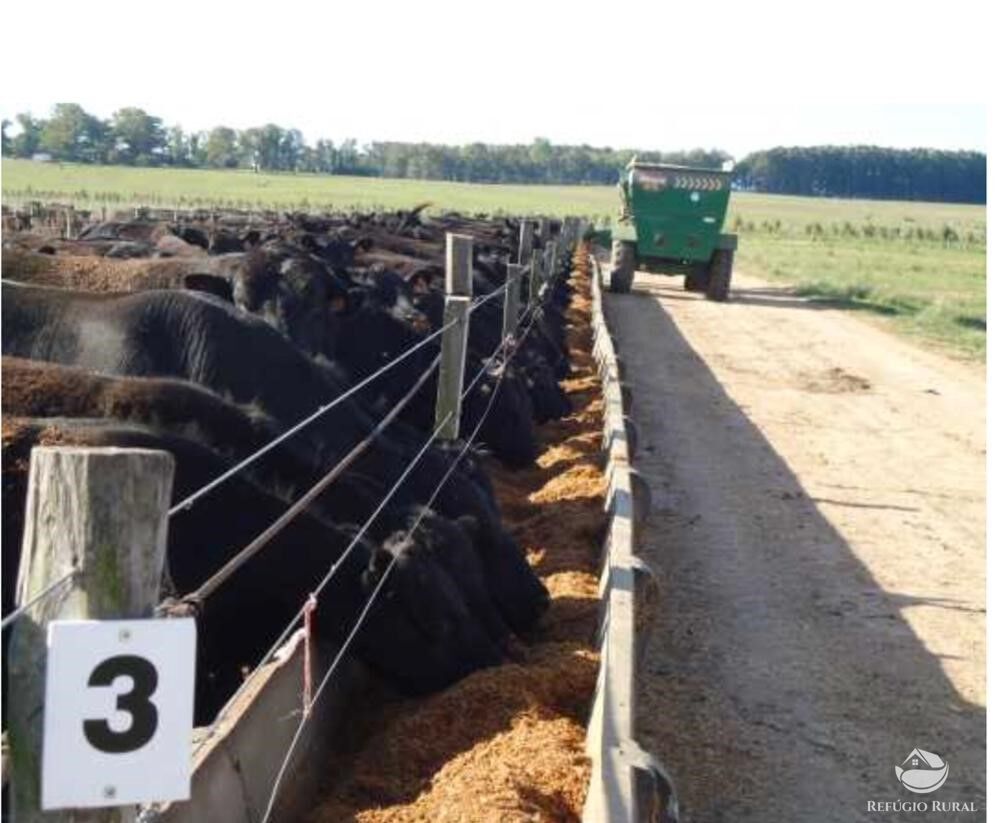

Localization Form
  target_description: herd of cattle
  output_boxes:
[1,207,577,722]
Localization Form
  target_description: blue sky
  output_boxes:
[0,0,989,159]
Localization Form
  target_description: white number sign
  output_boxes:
[42,619,196,809]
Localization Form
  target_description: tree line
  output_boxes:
[733,146,985,204]
[0,103,728,184]
[1,103,986,203]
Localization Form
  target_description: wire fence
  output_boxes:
[0,259,529,632]
[3,219,579,822]
[0,568,78,631]
[187,289,544,768]
[258,287,545,823]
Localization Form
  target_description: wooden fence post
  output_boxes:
[563,217,578,252]
[530,248,544,304]
[517,220,534,266]
[7,447,175,823]
[445,231,474,295]
[538,217,550,246]
[434,233,473,440]
[502,262,523,340]
[544,240,557,284]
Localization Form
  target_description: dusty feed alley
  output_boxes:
[307,248,606,821]
[605,269,986,821]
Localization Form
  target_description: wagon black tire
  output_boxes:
[684,270,710,293]
[609,240,636,294]
[706,248,734,302]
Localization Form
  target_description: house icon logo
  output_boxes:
[895,749,949,794]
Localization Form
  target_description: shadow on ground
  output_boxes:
[639,278,927,318]
[604,279,985,821]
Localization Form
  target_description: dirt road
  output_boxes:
[604,270,985,821]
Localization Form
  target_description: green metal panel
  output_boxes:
[622,162,734,265]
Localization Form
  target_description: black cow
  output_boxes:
[1,417,512,722]
[1,282,549,632]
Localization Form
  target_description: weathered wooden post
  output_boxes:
[502,262,524,340]
[563,217,578,252]
[517,220,534,266]
[538,217,550,246]
[7,447,175,823]
[530,248,544,304]
[434,233,473,440]
[544,240,557,285]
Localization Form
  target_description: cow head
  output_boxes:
[465,367,538,469]
[452,513,549,636]
[357,522,505,694]
[228,242,350,356]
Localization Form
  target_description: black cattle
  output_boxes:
[1,282,549,631]
[0,356,319,494]
[337,273,540,467]
[228,242,352,355]
[1,417,516,721]
[416,287,569,433]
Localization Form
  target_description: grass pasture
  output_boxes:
[725,195,986,359]
[1,158,986,359]
[0,158,618,217]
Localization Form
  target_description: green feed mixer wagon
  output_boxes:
[606,158,738,299]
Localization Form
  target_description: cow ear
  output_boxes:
[184,273,234,303]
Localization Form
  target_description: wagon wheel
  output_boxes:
[706,248,733,302]
[609,240,636,294]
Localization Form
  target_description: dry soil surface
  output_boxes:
[605,270,985,822]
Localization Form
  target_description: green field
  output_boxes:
[0,158,618,217]
[1,158,986,360]
[725,196,986,360]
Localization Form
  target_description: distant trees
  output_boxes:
[11,113,42,158]
[734,146,986,204]
[165,125,191,167]
[109,107,165,165]
[38,103,106,162]
[0,102,986,203]
[204,126,239,168]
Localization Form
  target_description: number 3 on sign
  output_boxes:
[42,619,196,810]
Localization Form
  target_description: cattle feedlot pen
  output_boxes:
[168,277,519,519]
[258,297,544,823]
[470,270,524,311]
[463,301,538,401]
[170,282,528,605]
[188,297,543,780]
[171,353,444,605]
[167,317,458,517]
